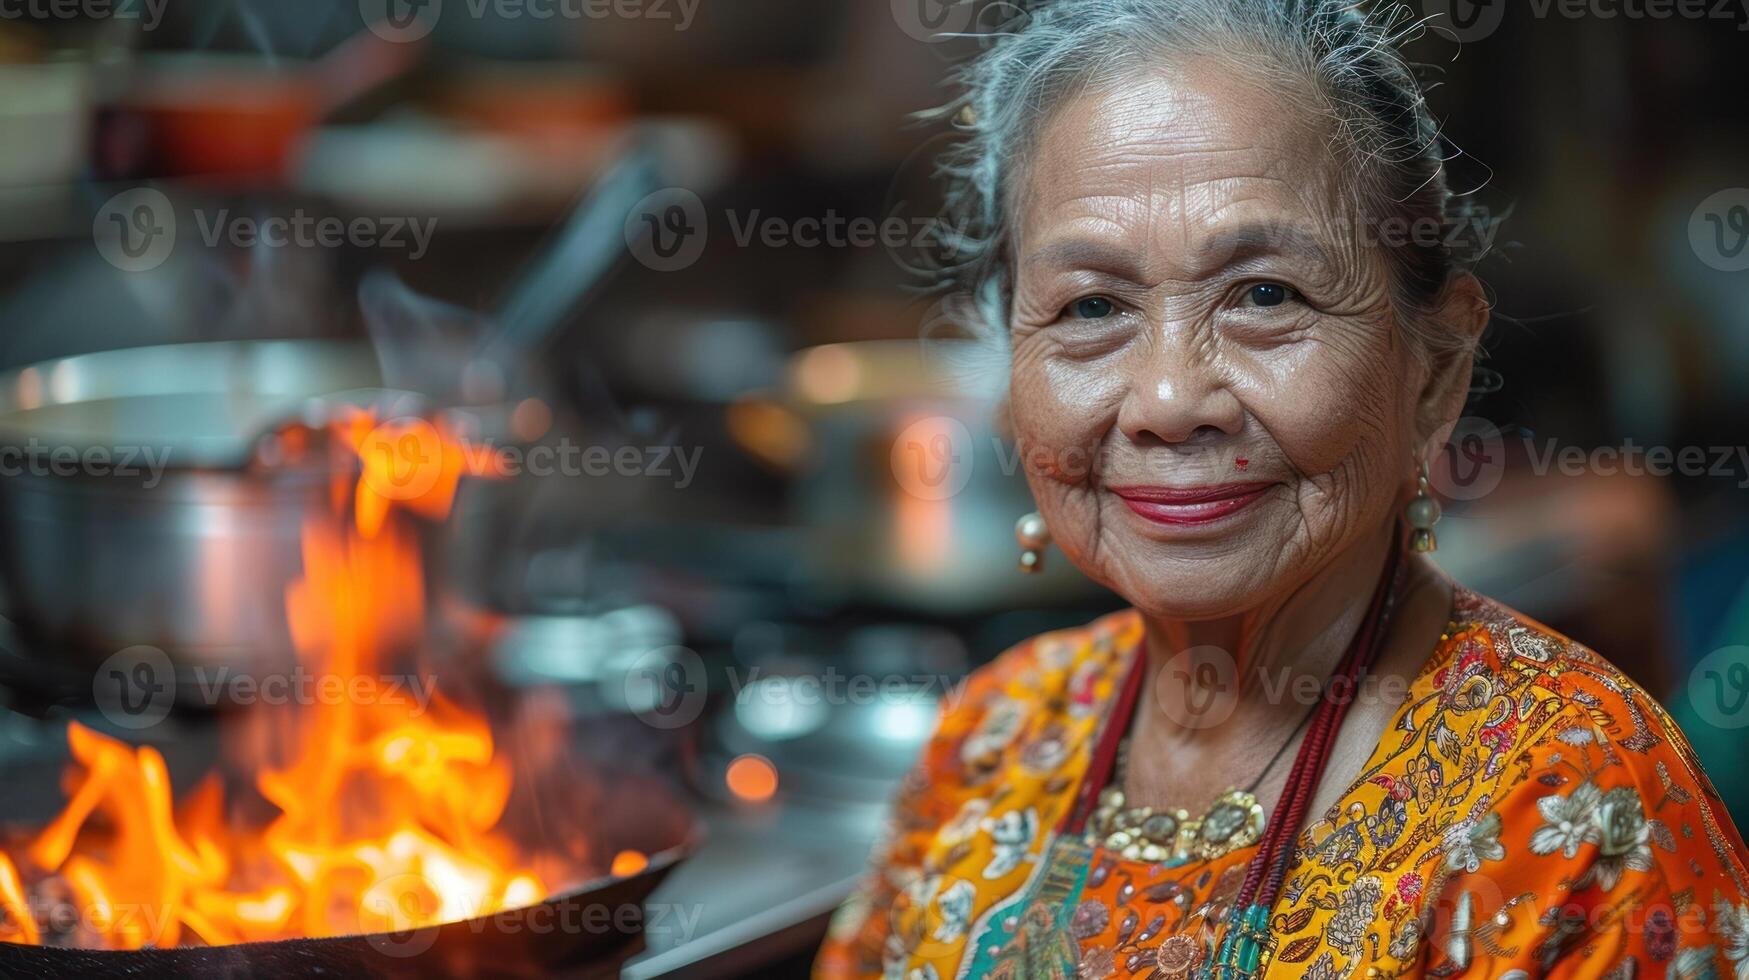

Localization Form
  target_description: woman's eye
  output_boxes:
[1068,296,1115,319]
[1239,283,1297,308]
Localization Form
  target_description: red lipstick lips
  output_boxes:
[1109,482,1275,527]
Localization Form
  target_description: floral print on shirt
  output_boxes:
[813,588,1749,979]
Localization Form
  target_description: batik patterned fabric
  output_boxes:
[813,588,1749,979]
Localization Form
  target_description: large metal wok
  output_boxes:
[0,855,685,979]
[0,748,698,979]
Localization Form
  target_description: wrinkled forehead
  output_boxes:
[1013,59,1356,278]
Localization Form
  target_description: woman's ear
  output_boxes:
[1416,271,1491,450]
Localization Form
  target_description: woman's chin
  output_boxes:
[1105,562,1290,623]
[1126,590,1274,623]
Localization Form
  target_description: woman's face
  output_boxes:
[1008,58,1464,619]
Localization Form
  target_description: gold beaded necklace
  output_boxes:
[1088,702,1319,864]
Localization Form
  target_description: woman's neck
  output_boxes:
[1135,521,1403,738]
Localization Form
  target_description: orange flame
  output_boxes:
[0,412,551,949]
[334,407,509,540]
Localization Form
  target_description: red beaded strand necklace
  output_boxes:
[1062,530,1409,980]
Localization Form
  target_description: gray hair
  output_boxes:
[926,0,1488,369]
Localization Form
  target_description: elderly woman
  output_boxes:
[814,2,1749,978]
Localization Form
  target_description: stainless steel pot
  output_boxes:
[0,340,383,680]
[782,340,1102,614]
[0,141,671,684]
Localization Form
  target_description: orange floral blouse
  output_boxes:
[813,587,1749,979]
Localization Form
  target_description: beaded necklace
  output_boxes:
[1060,532,1408,980]
[1208,537,1406,978]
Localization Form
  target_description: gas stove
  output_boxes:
[624,795,886,978]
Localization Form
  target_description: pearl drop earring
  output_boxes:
[1016,512,1050,574]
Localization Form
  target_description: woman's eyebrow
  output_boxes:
[1190,222,1335,273]
[1021,238,1148,280]
[1022,223,1336,281]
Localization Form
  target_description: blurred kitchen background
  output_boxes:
[0,1,1745,975]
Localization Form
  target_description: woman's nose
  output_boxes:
[1115,334,1244,447]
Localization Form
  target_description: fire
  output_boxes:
[0,410,557,949]
[334,408,508,540]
